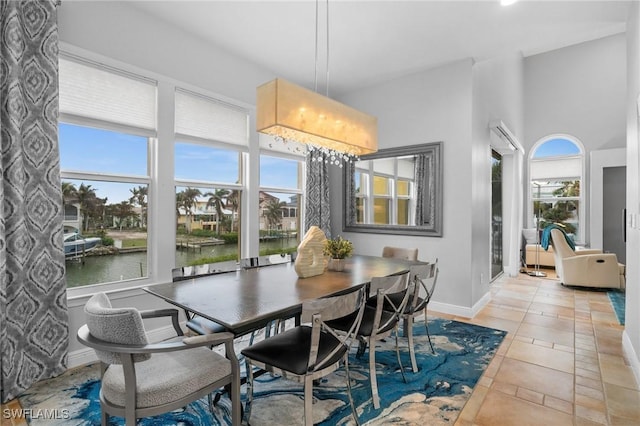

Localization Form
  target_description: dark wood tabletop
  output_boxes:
[144,255,420,335]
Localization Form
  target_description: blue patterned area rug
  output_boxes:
[19,318,506,425]
[607,291,625,325]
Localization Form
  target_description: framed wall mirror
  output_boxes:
[343,142,443,236]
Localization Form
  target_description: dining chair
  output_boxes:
[404,261,439,372]
[241,286,367,426]
[382,246,419,261]
[77,292,241,426]
[330,272,411,409]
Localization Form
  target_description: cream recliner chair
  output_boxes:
[550,228,625,289]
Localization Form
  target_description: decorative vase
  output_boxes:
[330,258,345,272]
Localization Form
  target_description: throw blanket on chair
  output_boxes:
[541,224,575,251]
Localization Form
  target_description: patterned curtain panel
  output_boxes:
[0,0,67,403]
[414,154,428,225]
[304,150,331,238]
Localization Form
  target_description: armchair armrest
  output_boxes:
[182,332,235,346]
[562,253,620,287]
[77,325,230,354]
[184,332,239,364]
[574,249,602,256]
[140,308,183,336]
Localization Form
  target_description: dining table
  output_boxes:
[144,254,422,336]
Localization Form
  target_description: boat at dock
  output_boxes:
[64,232,102,257]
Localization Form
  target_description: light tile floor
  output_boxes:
[2,270,639,425]
[451,271,640,426]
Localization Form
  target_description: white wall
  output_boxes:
[472,52,525,290]
[333,59,481,315]
[58,1,272,106]
[524,33,627,243]
[624,2,640,386]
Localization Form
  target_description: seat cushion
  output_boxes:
[102,342,231,409]
[241,326,345,375]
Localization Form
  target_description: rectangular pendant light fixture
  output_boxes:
[256,78,378,157]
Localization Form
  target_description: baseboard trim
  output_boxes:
[67,324,182,369]
[430,291,490,319]
[622,329,640,389]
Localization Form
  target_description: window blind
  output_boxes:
[175,89,248,146]
[530,156,581,180]
[59,57,157,132]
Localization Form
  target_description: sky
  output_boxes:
[59,123,300,204]
[531,138,581,158]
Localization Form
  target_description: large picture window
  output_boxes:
[59,55,156,289]
[259,154,303,255]
[174,89,248,269]
[529,135,584,243]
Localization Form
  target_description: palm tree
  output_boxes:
[129,186,148,228]
[264,198,286,232]
[226,189,241,232]
[76,183,100,232]
[205,188,230,235]
[539,180,580,234]
[62,181,78,202]
[112,201,137,230]
[177,187,201,233]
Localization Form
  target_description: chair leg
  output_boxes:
[407,316,418,373]
[356,338,367,358]
[368,340,380,409]
[304,375,314,426]
[101,409,108,426]
[394,325,407,383]
[424,307,435,354]
[244,361,255,424]
[343,354,360,426]
[231,371,241,426]
[207,393,214,412]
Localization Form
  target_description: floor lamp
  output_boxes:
[528,182,546,277]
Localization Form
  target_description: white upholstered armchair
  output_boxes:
[77,292,241,425]
[550,229,625,289]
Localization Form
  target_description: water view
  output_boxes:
[65,238,297,288]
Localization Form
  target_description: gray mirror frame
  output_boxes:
[342,142,443,237]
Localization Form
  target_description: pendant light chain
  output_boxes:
[314,0,319,93]
[276,0,361,167]
[326,0,330,97]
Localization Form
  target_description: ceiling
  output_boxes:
[127,0,631,95]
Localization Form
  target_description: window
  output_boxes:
[174,89,248,269]
[355,156,415,226]
[259,154,303,255]
[59,55,156,289]
[529,136,584,242]
[59,53,252,292]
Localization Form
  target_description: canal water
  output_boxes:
[65,238,297,288]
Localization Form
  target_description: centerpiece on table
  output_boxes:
[323,236,353,272]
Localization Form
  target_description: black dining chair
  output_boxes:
[241,285,367,426]
[403,260,439,372]
[330,272,411,409]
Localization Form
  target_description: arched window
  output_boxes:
[529,135,584,243]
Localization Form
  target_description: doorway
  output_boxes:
[491,150,503,280]
[603,166,626,264]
